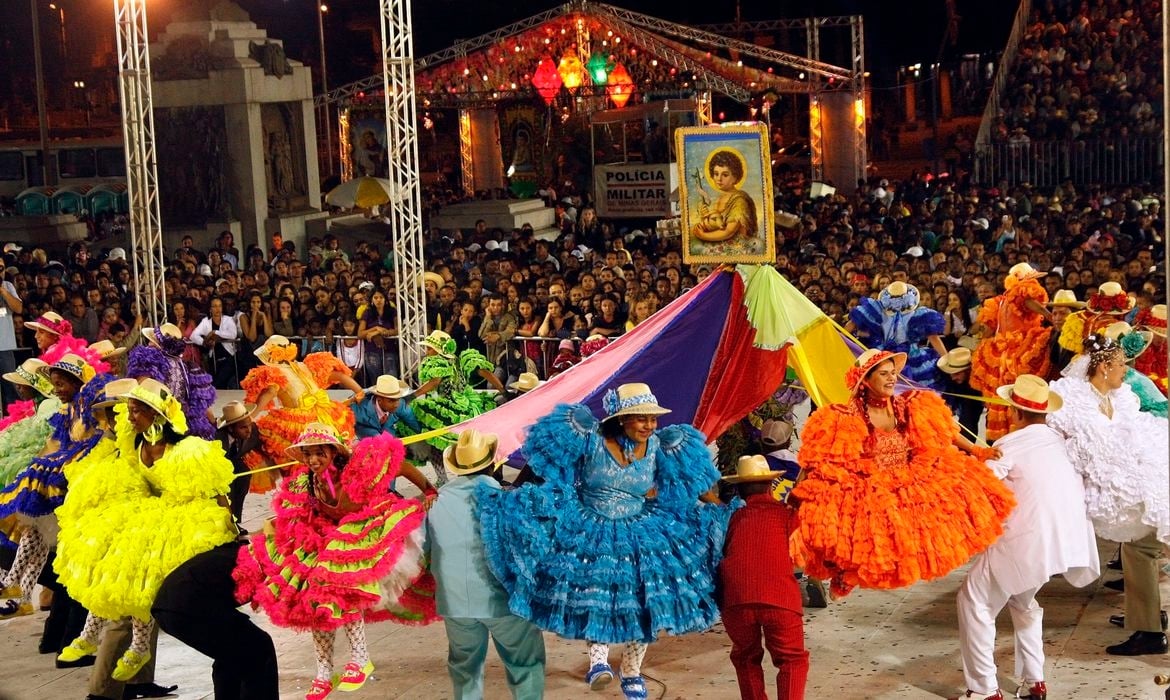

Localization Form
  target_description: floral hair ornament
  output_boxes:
[1103,321,1152,361]
[286,422,352,460]
[421,330,457,359]
[846,349,908,396]
[602,383,672,422]
[125,377,189,435]
[44,354,96,385]
[254,335,297,365]
[3,358,53,397]
[25,311,72,337]
[1087,281,1134,315]
[877,281,920,314]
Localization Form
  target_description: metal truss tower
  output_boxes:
[113,0,167,328]
[378,0,428,377]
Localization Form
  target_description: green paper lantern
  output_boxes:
[586,52,610,85]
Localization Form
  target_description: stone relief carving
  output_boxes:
[156,106,231,225]
[249,41,293,78]
[154,35,214,81]
[262,103,308,213]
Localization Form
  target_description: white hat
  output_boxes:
[467,243,482,252]
[254,335,296,364]
[108,247,126,261]
[936,347,973,374]
[217,400,257,428]
[509,372,543,393]
[760,419,794,447]
[2,243,21,254]
[370,374,412,399]
[996,374,1063,414]
[601,383,672,422]
[969,218,989,230]
[197,263,213,276]
[722,455,779,484]
[1047,289,1086,309]
[287,422,351,459]
[903,246,924,258]
[442,429,499,476]
[484,240,500,251]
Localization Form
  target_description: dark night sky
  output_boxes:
[0,0,1018,99]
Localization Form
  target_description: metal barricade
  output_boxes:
[506,336,578,379]
[973,136,1165,188]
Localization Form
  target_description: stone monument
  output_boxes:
[150,0,325,254]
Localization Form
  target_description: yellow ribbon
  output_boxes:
[234,460,299,481]
[401,426,452,445]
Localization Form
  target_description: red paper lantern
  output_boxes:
[606,62,634,108]
[531,56,562,106]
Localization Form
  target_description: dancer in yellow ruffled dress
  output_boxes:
[241,335,364,493]
[53,379,236,680]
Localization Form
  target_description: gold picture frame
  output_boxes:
[675,123,776,265]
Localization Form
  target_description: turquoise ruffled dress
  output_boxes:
[477,404,727,644]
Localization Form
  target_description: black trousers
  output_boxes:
[152,542,278,700]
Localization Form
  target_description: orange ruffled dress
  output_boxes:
[241,353,357,493]
[970,278,1051,440]
[790,390,1015,592]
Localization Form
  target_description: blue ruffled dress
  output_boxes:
[850,298,946,390]
[477,404,727,644]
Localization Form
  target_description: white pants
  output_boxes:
[956,555,1044,694]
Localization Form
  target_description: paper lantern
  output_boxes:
[557,52,584,90]
[531,56,562,106]
[606,62,634,108]
[586,52,610,85]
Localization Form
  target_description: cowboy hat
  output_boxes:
[125,378,189,433]
[370,375,412,399]
[217,400,257,429]
[1047,289,1086,309]
[43,353,96,385]
[421,330,456,359]
[286,422,351,460]
[1007,262,1044,281]
[509,372,543,393]
[601,383,672,422]
[847,349,908,395]
[422,271,445,289]
[254,334,297,364]
[760,420,794,448]
[996,374,1063,414]
[1142,304,1167,338]
[722,455,779,484]
[936,347,973,375]
[1088,282,1134,314]
[1103,321,1153,361]
[3,358,49,387]
[92,378,139,410]
[25,311,71,336]
[88,339,127,360]
[142,322,183,347]
[443,429,499,476]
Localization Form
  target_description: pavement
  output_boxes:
[2,391,1169,699]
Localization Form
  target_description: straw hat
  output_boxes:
[1142,304,1167,338]
[142,322,183,347]
[996,374,1063,414]
[217,400,257,429]
[877,282,920,313]
[88,339,127,360]
[509,372,543,393]
[722,455,779,484]
[370,375,412,399]
[254,334,296,364]
[3,358,49,387]
[1007,262,1044,281]
[1047,289,1086,309]
[423,271,445,289]
[1087,282,1134,314]
[936,347,973,374]
[847,349,907,395]
[760,419,794,448]
[43,353,96,385]
[421,330,456,359]
[92,377,139,410]
[286,422,351,460]
[1103,321,1153,360]
[601,383,672,422]
[125,378,188,433]
[443,429,499,475]
[25,311,71,336]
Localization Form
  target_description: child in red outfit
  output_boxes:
[719,455,808,700]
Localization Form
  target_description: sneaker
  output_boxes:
[620,675,648,700]
[306,678,334,700]
[0,599,32,620]
[334,661,373,692]
[58,637,99,663]
[112,649,152,682]
[585,663,614,690]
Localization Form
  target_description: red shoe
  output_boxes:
[950,691,1003,700]
[335,661,373,692]
[1018,681,1047,699]
[305,678,333,700]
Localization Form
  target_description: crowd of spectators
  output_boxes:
[992,0,1163,142]
[0,166,1163,408]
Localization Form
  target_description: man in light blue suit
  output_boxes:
[351,374,422,438]
[425,430,545,700]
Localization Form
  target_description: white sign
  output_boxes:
[593,163,677,218]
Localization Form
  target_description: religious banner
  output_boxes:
[500,103,544,198]
[339,103,388,181]
[675,123,775,265]
[593,162,676,218]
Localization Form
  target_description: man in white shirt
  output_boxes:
[191,297,239,389]
[0,276,22,410]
